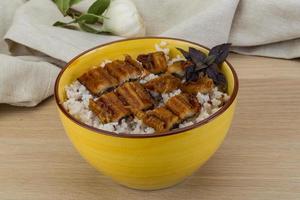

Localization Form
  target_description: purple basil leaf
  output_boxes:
[189,47,207,67]
[206,63,227,90]
[216,72,227,91]
[195,63,209,72]
[206,67,218,82]
[208,43,231,65]
[205,55,216,65]
[209,63,219,71]
[189,72,199,82]
[185,65,198,82]
[176,48,191,60]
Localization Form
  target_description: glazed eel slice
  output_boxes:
[78,55,143,95]
[167,60,193,77]
[143,74,181,94]
[105,55,143,83]
[133,93,201,133]
[116,81,154,111]
[89,91,130,123]
[181,75,214,94]
[165,93,201,120]
[141,106,180,133]
[78,67,118,95]
[137,51,168,74]
[89,81,154,124]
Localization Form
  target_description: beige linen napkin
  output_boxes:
[0,0,59,107]
[1,0,300,107]
[229,0,300,58]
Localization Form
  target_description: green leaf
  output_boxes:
[54,0,82,16]
[78,22,101,33]
[53,21,68,26]
[53,20,76,27]
[54,0,71,16]
[88,0,110,16]
[53,21,78,30]
[70,0,82,6]
[75,13,105,24]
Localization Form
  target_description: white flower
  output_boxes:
[102,0,145,37]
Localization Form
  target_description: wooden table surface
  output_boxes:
[0,54,299,200]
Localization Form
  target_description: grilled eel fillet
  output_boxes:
[165,93,201,120]
[137,51,168,74]
[133,93,201,132]
[78,67,118,95]
[167,60,193,77]
[143,74,181,93]
[116,81,154,111]
[89,90,200,132]
[105,56,143,83]
[181,75,214,94]
[142,106,180,133]
[89,92,130,123]
[90,81,154,123]
[78,56,143,95]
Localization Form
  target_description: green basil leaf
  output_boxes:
[88,0,110,16]
[54,0,71,16]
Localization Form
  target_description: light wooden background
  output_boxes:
[0,54,299,200]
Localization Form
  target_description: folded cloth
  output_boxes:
[1,0,300,106]
[0,54,59,106]
[0,0,60,107]
[229,0,300,58]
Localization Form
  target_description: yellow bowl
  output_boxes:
[54,37,239,190]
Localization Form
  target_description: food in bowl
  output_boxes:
[63,41,231,134]
[55,37,238,190]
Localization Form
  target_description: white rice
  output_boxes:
[161,89,182,103]
[155,41,185,66]
[139,73,159,84]
[100,59,112,67]
[179,89,229,128]
[63,81,229,134]
[155,42,170,60]
[62,41,230,134]
[63,81,96,126]
[63,81,156,134]
[168,55,185,66]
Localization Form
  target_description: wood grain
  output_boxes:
[0,54,300,200]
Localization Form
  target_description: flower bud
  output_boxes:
[102,0,145,37]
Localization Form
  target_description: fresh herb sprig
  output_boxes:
[53,0,110,33]
[177,43,231,89]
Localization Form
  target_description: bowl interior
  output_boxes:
[55,37,238,137]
